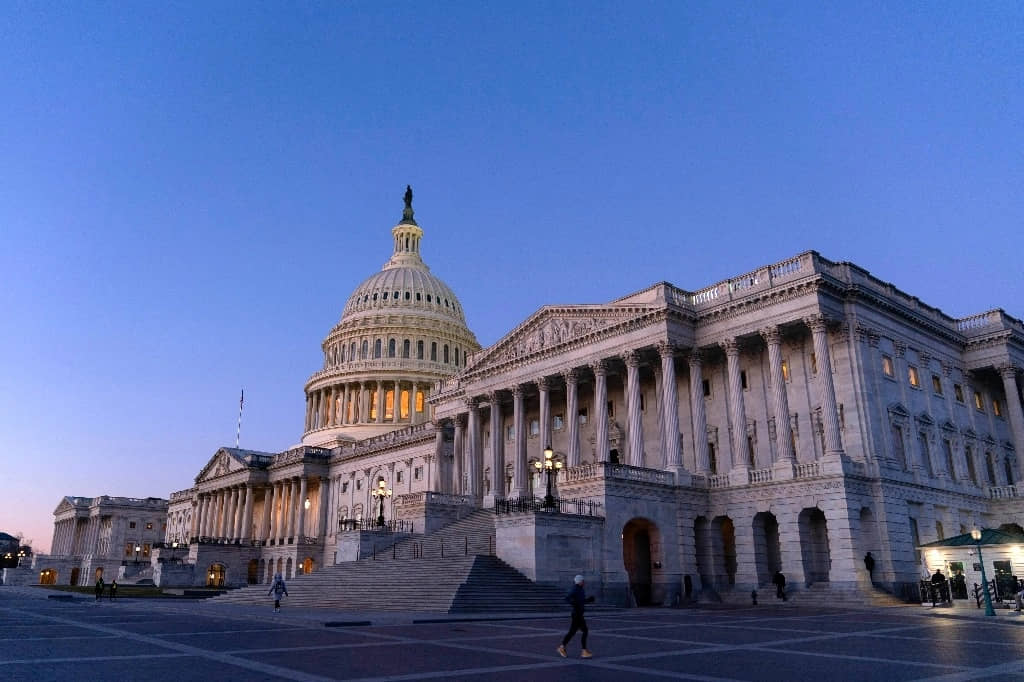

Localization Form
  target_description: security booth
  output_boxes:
[918,527,1024,607]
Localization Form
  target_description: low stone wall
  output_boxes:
[496,511,604,590]
[335,531,410,562]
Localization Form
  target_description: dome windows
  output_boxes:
[427,295,432,302]
[388,339,396,358]
[405,291,411,300]
[416,293,421,301]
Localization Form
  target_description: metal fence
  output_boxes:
[338,518,414,534]
[493,496,604,517]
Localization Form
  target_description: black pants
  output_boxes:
[562,612,588,649]
[776,584,786,600]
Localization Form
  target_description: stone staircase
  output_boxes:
[211,509,567,612]
[786,582,909,608]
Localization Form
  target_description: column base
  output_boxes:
[772,459,796,480]
[728,466,751,487]
[664,466,689,486]
[821,452,850,475]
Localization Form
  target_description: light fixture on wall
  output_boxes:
[304,498,311,510]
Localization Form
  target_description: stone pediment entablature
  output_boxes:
[887,402,910,418]
[195,447,264,485]
[915,412,935,427]
[940,419,958,433]
[53,497,85,516]
[461,304,666,380]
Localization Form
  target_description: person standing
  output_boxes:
[109,580,117,601]
[772,570,787,601]
[94,576,104,602]
[268,572,288,613]
[864,552,876,583]
[558,574,594,659]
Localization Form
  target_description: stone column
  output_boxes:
[393,380,401,422]
[487,391,505,503]
[659,343,684,477]
[806,315,845,460]
[564,369,581,467]
[376,380,385,424]
[267,484,279,542]
[453,414,466,494]
[467,399,483,501]
[318,476,330,537]
[762,327,795,475]
[999,365,1024,483]
[196,496,207,537]
[512,384,528,497]
[689,350,711,474]
[623,350,645,467]
[592,360,610,462]
[235,486,247,540]
[654,364,665,467]
[304,395,311,431]
[432,423,445,493]
[722,339,749,476]
[538,376,551,450]
[260,485,272,541]
[287,478,298,539]
[297,476,308,538]
[241,484,254,542]
[214,489,225,538]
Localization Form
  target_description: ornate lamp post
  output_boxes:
[371,480,392,527]
[972,527,997,616]
[533,445,563,509]
[17,549,26,566]
[134,544,141,564]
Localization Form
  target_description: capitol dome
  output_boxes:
[301,188,480,446]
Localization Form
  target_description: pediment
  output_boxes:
[465,304,662,374]
[915,412,934,426]
[887,402,909,418]
[195,448,247,484]
[940,419,958,432]
[53,498,78,515]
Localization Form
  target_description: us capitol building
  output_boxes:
[31,189,1024,604]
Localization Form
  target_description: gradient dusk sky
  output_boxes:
[2,2,1021,552]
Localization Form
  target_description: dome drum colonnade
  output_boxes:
[428,314,848,502]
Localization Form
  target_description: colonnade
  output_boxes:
[304,379,432,432]
[191,476,329,544]
[432,317,846,499]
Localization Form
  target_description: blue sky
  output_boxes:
[1,2,1021,551]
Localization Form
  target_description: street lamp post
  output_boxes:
[371,480,392,527]
[533,445,563,509]
[972,527,997,617]
[16,549,26,567]
[134,545,141,564]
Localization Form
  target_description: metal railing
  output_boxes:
[493,496,604,517]
[338,518,413,533]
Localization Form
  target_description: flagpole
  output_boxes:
[236,389,244,448]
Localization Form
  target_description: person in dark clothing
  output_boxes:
[772,571,787,601]
[930,569,947,605]
[558,574,595,658]
[109,580,117,601]
[864,552,875,577]
[94,577,104,602]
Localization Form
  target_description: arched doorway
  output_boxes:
[247,559,259,584]
[70,567,81,586]
[858,507,881,581]
[207,563,226,587]
[622,518,659,606]
[39,569,58,585]
[752,512,781,586]
[713,516,737,589]
[259,559,267,583]
[694,516,712,590]
[94,567,104,581]
[302,557,314,574]
[285,557,293,578]
[799,508,831,585]
[275,557,284,577]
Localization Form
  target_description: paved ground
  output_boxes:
[3,588,1024,681]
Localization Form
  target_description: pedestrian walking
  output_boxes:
[558,574,594,659]
[772,570,787,601]
[268,572,288,612]
[864,552,875,580]
[94,576,104,602]
[109,580,117,601]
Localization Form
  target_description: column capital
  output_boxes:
[455,412,468,427]
[486,390,502,404]
[591,359,608,377]
[759,326,783,345]
[720,338,740,357]
[687,348,704,366]
[622,349,641,368]
[998,363,1020,379]
[803,313,832,332]
[562,367,579,384]
[463,396,479,412]
[536,376,550,391]
[512,384,525,398]
[656,341,677,358]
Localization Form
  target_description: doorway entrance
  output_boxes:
[207,563,226,587]
[622,518,659,606]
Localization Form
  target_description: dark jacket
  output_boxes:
[566,584,594,615]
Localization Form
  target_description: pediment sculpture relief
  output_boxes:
[502,316,611,362]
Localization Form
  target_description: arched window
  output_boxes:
[455,346,460,366]
[417,340,424,360]
[463,351,467,366]
[361,340,368,359]
[374,339,382,359]
[444,344,450,364]
[350,342,356,360]
[431,342,437,361]
[388,339,396,357]
[402,339,410,358]
[405,291,410,300]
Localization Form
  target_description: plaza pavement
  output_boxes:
[3,586,1024,681]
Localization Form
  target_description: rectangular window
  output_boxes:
[908,366,920,388]
[124,542,134,557]
[909,518,922,565]
[932,375,943,395]
[385,390,395,419]
[577,408,588,425]
[882,355,894,378]
[341,481,349,493]
[892,424,906,469]
[356,480,362,490]
[607,400,615,418]
[993,399,1003,418]
[553,414,564,430]
[944,439,956,481]
[702,379,711,397]
[370,389,378,420]
[415,390,424,413]
[142,543,151,558]
[810,352,818,375]
[129,522,136,529]
[396,470,403,483]
[954,384,965,403]
[974,391,985,411]
[708,442,717,474]
[400,389,410,419]
[639,393,645,411]
[740,370,748,390]
[529,419,539,436]
[965,446,977,484]
[919,432,933,476]
[414,466,423,481]
[936,521,945,541]
[781,359,790,382]
[145,522,153,530]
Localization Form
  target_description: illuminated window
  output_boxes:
[145,522,153,530]
[370,389,378,420]
[810,352,818,375]
[974,391,984,411]
[385,390,395,419]
[993,399,1003,418]
[124,543,134,557]
[415,390,424,413]
[781,359,790,382]
[908,366,920,388]
[400,390,410,419]
[880,354,893,377]
[142,544,151,558]
[931,375,943,395]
